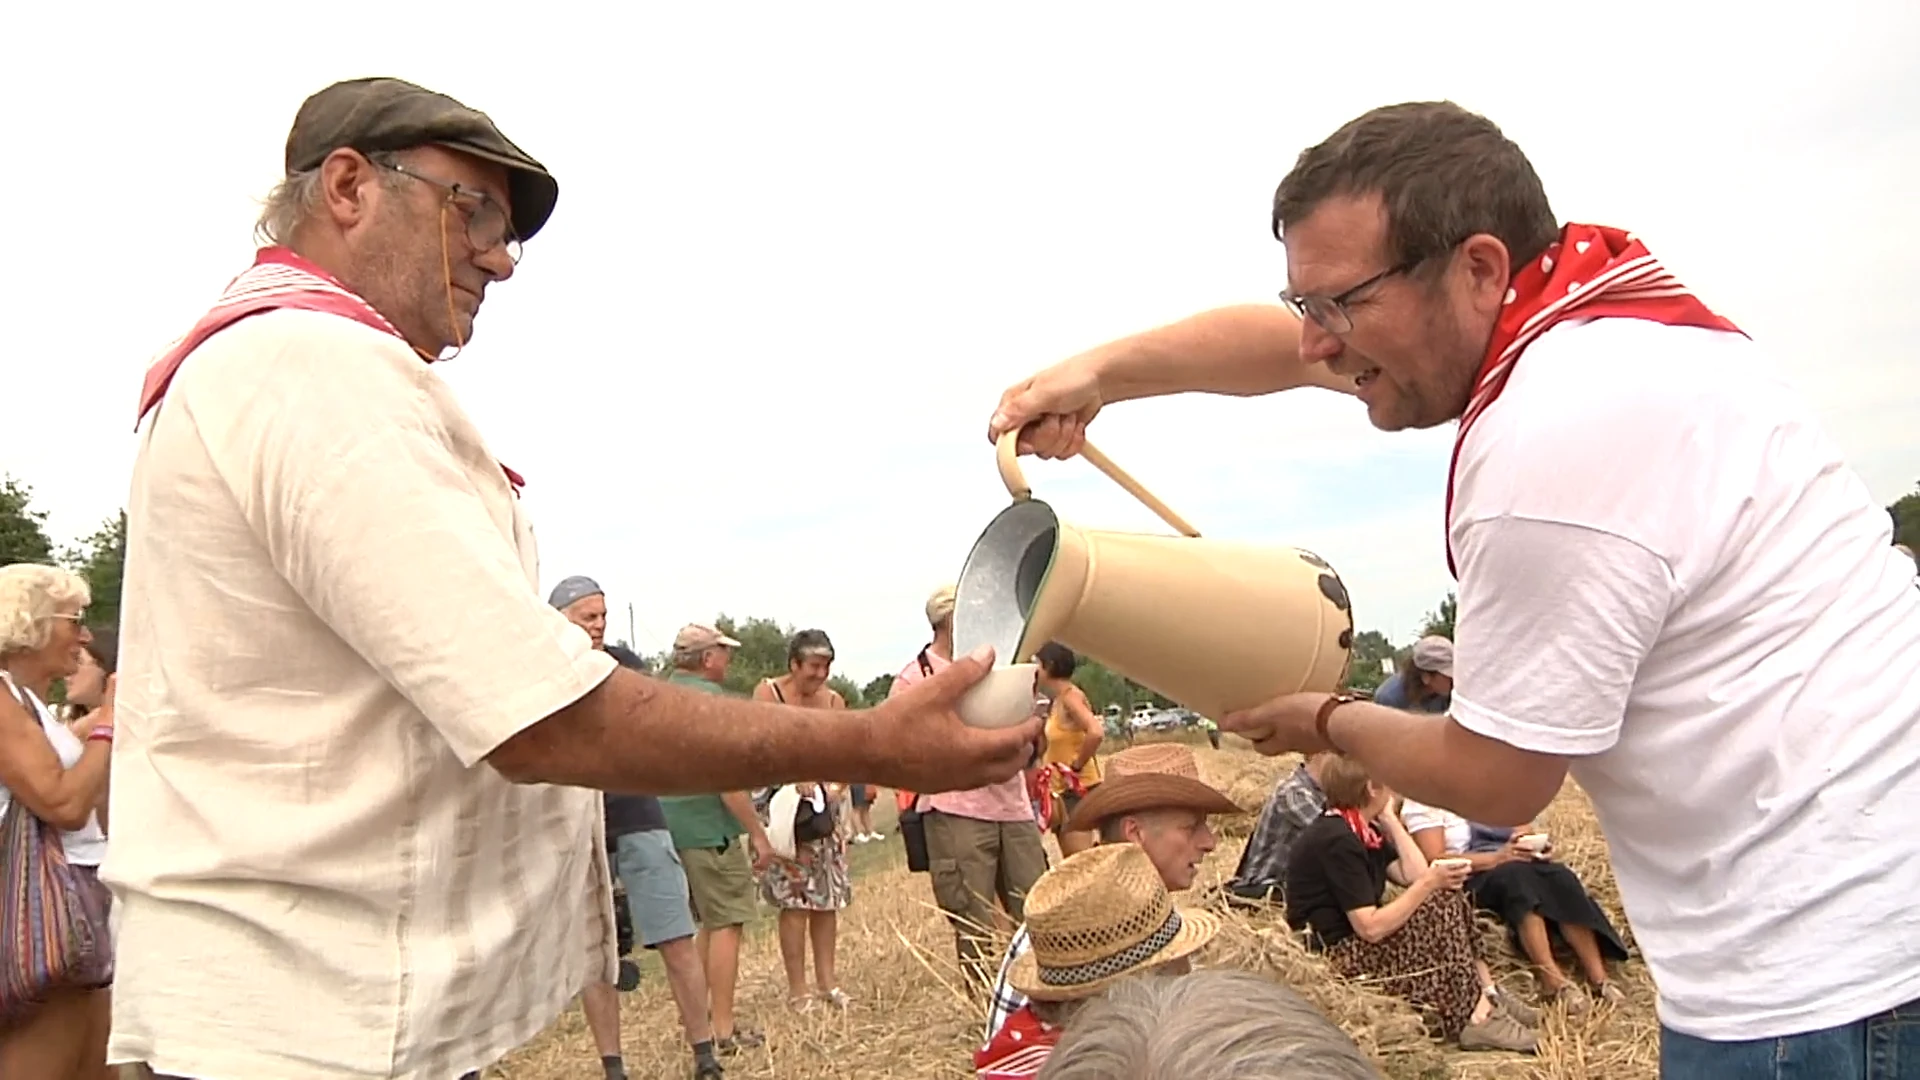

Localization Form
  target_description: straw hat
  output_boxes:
[1065,743,1241,833]
[1008,843,1219,1002]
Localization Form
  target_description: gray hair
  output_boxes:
[1037,970,1381,1080]
[0,564,91,657]
[254,152,410,246]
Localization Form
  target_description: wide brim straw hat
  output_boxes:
[1007,843,1221,1002]
[1065,742,1242,834]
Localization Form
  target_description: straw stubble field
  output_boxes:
[490,736,1661,1079]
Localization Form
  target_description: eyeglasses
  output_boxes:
[1278,240,1464,335]
[371,156,523,265]
[49,611,87,625]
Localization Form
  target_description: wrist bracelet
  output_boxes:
[1315,693,1362,753]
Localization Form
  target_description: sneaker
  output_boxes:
[1459,1011,1539,1053]
[819,987,852,1009]
[1550,983,1592,1017]
[866,831,886,841]
[1490,986,1542,1028]
[692,1058,725,1080]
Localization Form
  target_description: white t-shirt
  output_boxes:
[1398,799,1469,856]
[1449,317,1920,1041]
[0,674,107,867]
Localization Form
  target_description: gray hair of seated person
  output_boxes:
[1035,969,1382,1080]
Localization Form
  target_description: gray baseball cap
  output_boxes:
[548,575,603,610]
[1411,635,1454,677]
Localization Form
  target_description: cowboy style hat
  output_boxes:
[1065,743,1241,834]
[1007,844,1220,1002]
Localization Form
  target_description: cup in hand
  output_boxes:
[1516,833,1550,856]
[956,663,1041,729]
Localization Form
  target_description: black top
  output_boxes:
[1284,814,1395,948]
[601,644,667,838]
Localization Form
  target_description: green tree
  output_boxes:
[711,614,795,693]
[1345,629,1396,692]
[1419,592,1457,640]
[0,476,54,566]
[861,674,895,703]
[827,674,864,707]
[1891,486,1920,548]
[62,511,126,629]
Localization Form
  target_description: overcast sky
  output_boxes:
[4,3,1915,685]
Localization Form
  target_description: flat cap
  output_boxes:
[285,76,559,241]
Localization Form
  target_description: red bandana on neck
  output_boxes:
[134,247,525,493]
[1444,224,1742,575]
[1339,808,1383,850]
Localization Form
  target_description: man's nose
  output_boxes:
[1298,315,1344,368]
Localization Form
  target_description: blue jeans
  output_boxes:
[1662,998,1920,1078]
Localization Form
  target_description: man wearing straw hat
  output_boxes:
[989,99,1920,1076]
[973,844,1220,1079]
[984,743,1238,1043]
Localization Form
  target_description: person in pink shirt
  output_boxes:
[891,586,1050,993]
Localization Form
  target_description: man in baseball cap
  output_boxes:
[1373,635,1454,714]
[113,77,1041,1080]
[983,743,1240,1044]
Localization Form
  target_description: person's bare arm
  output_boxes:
[1328,708,1567,827]
[1346,864,1451,944]
[0,692,109,832]
[489,656,1039,797]
[1094,304,1353,404]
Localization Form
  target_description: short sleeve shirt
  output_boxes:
[1284,814,1392,949]
[104,309,621,1080]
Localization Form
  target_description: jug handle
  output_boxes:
[995,430,1202,538]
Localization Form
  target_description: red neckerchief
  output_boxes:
[1338,809,1383,850]
[134,246,526,493]
[1028,762,1089,827]
[973,1005,1059,1078]
[1444,223,1743,575]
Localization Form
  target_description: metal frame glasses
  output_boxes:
[371,156,523,265]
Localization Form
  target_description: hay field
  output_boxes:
[489,736,1659,1079]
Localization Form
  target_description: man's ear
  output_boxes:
[318,148,384,232]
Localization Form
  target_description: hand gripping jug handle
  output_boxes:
[994,431,1202,539]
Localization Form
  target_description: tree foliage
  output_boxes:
[1891,485,1920,548]
[0,477,54,567]
[1345,629,1396,692]
[1419,592,1457,640]
[62,511,126,629]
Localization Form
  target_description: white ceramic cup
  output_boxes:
[1517,833,1550,854]
[1434,857,1473,872]
[956,663,1041,729]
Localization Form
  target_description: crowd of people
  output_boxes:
[0,69,1915,1080]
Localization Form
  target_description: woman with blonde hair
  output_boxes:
[0,564,115,1079]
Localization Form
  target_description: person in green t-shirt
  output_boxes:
[657,623,776,1054]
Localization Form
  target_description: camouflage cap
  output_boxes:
[285,77,559,241]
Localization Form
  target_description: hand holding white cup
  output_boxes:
[955,662,1042,729]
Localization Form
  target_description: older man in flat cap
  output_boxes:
[982,743,1241,1045]
[110,77,1037,1080]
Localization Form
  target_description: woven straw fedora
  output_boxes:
[1064,743,1241,834]
[1007,843,1220,1002]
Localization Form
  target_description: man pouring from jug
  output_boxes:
[987,100,1920,1078]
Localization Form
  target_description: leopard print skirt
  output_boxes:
[1326,888,1483,1038]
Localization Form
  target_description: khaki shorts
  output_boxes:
[678,839,759,929]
